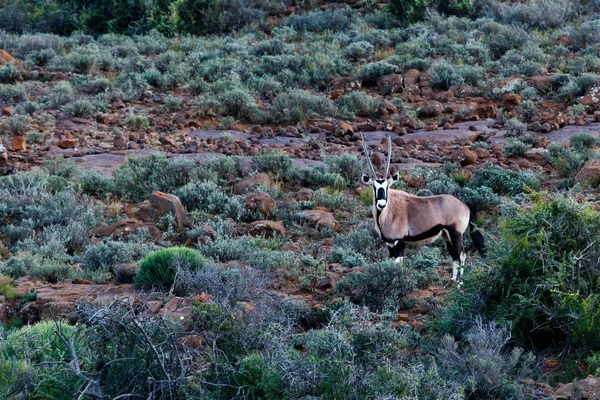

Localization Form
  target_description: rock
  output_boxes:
[295,188,313,201]
[234,173,271,194]
[575,159,600,185]
[160,296,192,321]
[451,148,478,166]
[113,134,128,150]
[147,192,186,230]
[244,192,276,218]
[418,101,443,118]
[302,209,337,230]
[248,220,286,238]
[503,93,522,107]
[19,301,42,324]
[0,49,15,65]
[554,33,573,47]
[473,147,491,159]
[57,139,78,149]
[331,76,362,91]
[2,106,12,116]
[114,263,138,284]
[330,89,344,99]
[11,136,26,151]
[595,111,600,122]
[528,75,556,93]
[554,376,600,400]
[90,219,162,241]
[403,69,420,86]
[41,302,77,323]
[476,104,497,119]
[281,242,302,253]
[377,74,403,94]
[335,122,354,137]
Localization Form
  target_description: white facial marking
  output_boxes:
[373,180,389,210]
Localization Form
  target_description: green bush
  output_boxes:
[80,170,115,198]
[1,252,72,283]
[65,98,96,118]
[358,61,399,86]
[323,153,364,187]
[337,91,378,118]
[502,139,532,157]
[546,141,591,178]
[336,260,416,311]
[0,62,20,83]
[468,163,538,195]
[174,181,229,213]
[254,150,292,177]
[135,247,208,293]
[113,155,208,202]
[270,89,338,124]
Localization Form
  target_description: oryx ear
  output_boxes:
[389,171,401,186]
[361,173,372,185]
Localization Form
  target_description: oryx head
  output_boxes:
[360,132,400,211]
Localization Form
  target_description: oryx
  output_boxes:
[360,133,485,283]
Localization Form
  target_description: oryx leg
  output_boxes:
[443,228,463,282]
[386,239,405,265]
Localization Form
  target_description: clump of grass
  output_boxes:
[126,114,149,130]
[135,247,208,293]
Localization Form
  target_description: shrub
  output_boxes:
[80,170,115,198]
[118,72,148,101]
[502,139,532,157]
[174,181,229,214]
[217,88,260,121]
[254,150,292,177]
[458,186,500,213]
[358,61,399,86]
[285,166,345,189]
[468,163,538,195]
[3,114,30,136]
[436,318,535,399]
[135,247,208,293]
[337,91,378,118]
[430,60,464,90]
[270,89,338,124]
[45,81,73,109]
[0,83,26,103]
[1,252,72,283]
[285,9,351,33]
[0,62,20,83]
[336,260,416,311]
[83,238,153,273]
[324,153,364,187]
[344,41,375,62]
[113,155,207,202]
[546,142,588,178]
[504,118,527,138]
[125,114,149,130]
[65,98,96,118]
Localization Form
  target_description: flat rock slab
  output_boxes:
[34,283,137,303]
[71,149,165,176]
[189,130,256,140]
[491,122,600,145]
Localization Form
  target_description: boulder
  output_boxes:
[248,220,286,238]
[503,93,522,107]
[335,122,354,137]
[234,173,271,194]
[137,192,186,230]
[575,159,600,185]
[554,376,600,400]
[295,188,313,201]
[302,209,337,230]
[377,74,403,94]
[57,139,78,149]
[528,75,556,93]
[0,50,14,65]
[90,219,162,241]
[331,76,362,91]
[418,101,443,118]
[11,136,26,151]
[244,192,276,218]
[403,69,420,86]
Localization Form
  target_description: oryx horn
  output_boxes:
[360,131,377,179]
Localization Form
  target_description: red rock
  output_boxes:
[244,192,276,218]
[461,148,478,165]
[11,136,26,151]
[248,220,286,238]
[330,89,344,99]
[0,49,14,65]
[149,192,186,230]
[234,173,271,194]
[418,101,443,117]
[302,209,337,230]
[575,159,600,185]
[57,139,78,149]
[2,107,12,116]
[476,104,497,119]
[377,74,403,94]
[331,76,362,91]
[528,75,556,93]
[113,135,127,150]
[295,188,313,201]
[503,93,522,107]
[335,122,354,137]
[403,69,420,86]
